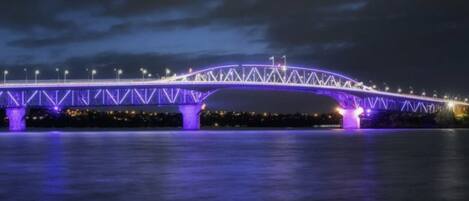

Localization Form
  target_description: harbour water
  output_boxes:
[0,129,468,201]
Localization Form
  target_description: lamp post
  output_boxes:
[64,70,69,82]
[3,70,8,83]
[269,56,275,67]
[24,68,28,83]
[34,70,40,84]
[281,55,287,71]
[165,68,171,78]
[117,69,122,81]
[140,68,147,80]
[55,68,60,82]
[91,69,96,81]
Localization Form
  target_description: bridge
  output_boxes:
[1,64,467,131]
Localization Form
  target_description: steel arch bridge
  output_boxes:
[1,64,467,131]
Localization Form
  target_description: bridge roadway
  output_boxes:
[0,64,467,131]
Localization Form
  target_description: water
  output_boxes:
[0,129,468,201]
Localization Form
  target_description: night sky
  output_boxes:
[0,0,468,112]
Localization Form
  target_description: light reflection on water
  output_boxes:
[0,129,468,201]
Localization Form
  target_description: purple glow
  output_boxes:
[179,104,202,130]
[337,107,362,129]
[53,106,60,111]
[6,107,26,131]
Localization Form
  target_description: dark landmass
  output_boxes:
[0,108,468,129]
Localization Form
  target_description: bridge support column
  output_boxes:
[6,107,26,131]
[337,107,363,129]
[179,104,203,130]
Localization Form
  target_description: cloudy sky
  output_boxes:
[0,0,468,112]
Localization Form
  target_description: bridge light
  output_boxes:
[444,95,448,99]
[447,101,455,109]
[141,69,147,80]
[3,70,8,84]
[372,85,377,89]
[64,70,69,82]
[465,98,468,102]
[34,70,40,84]
[397,88,402,93]
[336,107,345,116]
[91,69,97,81]
[165,68,171,76]
[385,86,390,91]
[281,55,287,71]
[433,94,437,98]
[354,107,364,116]
[118,69,123,74]
[409,90,414,94]
[189,68,193,73]
[421,92,426,96]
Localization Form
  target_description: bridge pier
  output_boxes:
[337,107,363,129]
[6,107,26,131]
[179,104,203,130]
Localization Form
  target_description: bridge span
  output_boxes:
[1,64,467,131]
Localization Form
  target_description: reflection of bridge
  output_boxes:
[1,64,467,131]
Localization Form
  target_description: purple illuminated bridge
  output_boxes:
[1,64,467,131]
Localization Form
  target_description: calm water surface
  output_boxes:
[0,129,468,201]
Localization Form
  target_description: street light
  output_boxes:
[281,55,287,71]
[117,69,123,81]
[91,69,97,81]
[397,88,402,93]
[165,68,171,77]
[269,56,275,67]
[55,68,60,82]
[64,70,69,82]
[24,68,28,83]
[34,70,40,84]
[3,70,8,83]
[141,68,147,80]
[148,73,152,79]
[385,86,390,91]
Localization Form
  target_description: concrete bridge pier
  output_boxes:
[337,107,363,129]
[6,107,27,131]
[179,104,203,130]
